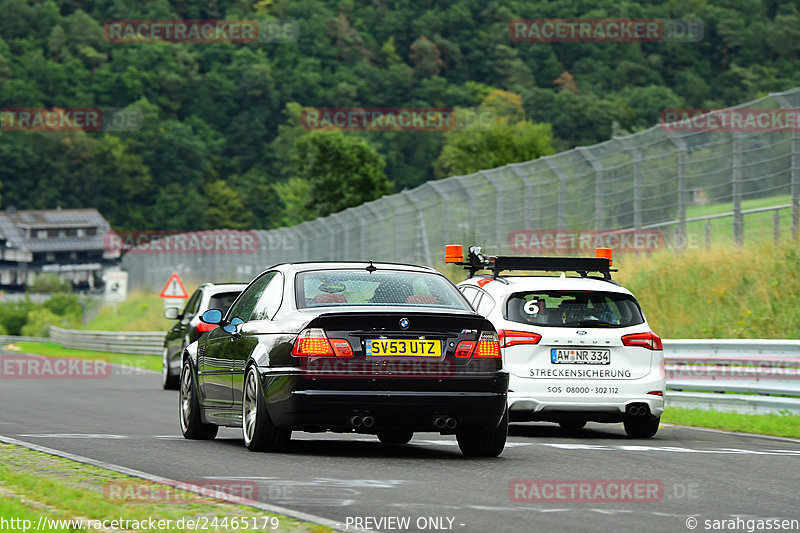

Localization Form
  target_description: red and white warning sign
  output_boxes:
[160,272,188,299]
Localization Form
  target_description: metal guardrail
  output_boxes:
[49,326,165,355]
[663,339,800,414]
[6,332,798,414]
[0,335,48,344]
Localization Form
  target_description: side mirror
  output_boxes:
[200,309,223,325]
[223,317,244,334]
[164,307,181,320]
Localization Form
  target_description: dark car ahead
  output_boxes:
[178,262,509,457]
[162,282,246,390]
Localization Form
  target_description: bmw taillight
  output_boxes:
[621,332,663,351]
[196,322,217,333]
[454,341,476,358]
[454,331,501,359]
[498,329,542,348]
[473,331,502,359]
[292,329,353,357]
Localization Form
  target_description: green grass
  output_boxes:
[662,408,800,439]
[82,292,177,332]
[682,195,793,249]
[9,341,159,372]
[0,442,331,532]
[684,194,791,218]
[0,498,75,533]
[614,240,800,339]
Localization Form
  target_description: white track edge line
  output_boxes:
[0,434,377,533]
[661,423,800,443]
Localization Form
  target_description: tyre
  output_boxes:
[377,431,414,445]
[162,347,179,390]
[456,407,508,457]
[558,420,587,430]
[624,415,660,438]
[242,365,291,452]
[179,361,218,440]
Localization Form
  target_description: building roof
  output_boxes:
[0,208,111,253]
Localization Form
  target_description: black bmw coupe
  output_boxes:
[179,261,509,457]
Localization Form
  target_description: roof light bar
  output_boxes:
[445,245,616,280]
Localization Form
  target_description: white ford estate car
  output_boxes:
[451,246,665,438]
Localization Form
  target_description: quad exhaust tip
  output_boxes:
[349,415,374,428]
[434,416,457,429]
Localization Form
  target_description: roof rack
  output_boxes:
[447,245,616,281]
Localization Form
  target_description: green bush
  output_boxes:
[21,309,79,338]
[27,273,71,294]
[0,300,37,336]
[0,294,84,337]
[43,293,83,319]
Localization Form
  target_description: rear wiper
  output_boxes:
[576,320,616,327]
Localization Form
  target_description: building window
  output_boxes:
[77,228,85,237]
[37,230,48,239]
[46,253,55,261]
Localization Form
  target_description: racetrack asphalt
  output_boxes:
[1,350,799,533]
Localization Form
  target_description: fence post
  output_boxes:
[543,159,567,230]
[509,163,534,231]
[450,176,478,244]
[479,170,505,252]
[401,190,432,265]
[578,147,604,230]
[427,181,450,246]
[732,133,744,246]
[665,132,690,252]
[363,201,387,260]
[772,92,800,240]
[329,213,348,260]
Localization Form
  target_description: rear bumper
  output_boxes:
[507,373,665,422]
[260,370,509,432]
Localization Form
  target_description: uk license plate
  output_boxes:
[366,339,441,357]
[551,348,610,365]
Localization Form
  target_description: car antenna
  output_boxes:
[366,260,377,274]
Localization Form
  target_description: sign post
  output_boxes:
[160,272,188,310]
[104,270,128,303]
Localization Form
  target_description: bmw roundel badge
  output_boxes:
[399,318,410,329]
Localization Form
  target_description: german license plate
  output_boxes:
[551,348,610,365]
[366,339,441,357]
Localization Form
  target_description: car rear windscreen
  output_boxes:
[296,269,471,310]
[505,291,644,328]
[208,291,241,314]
